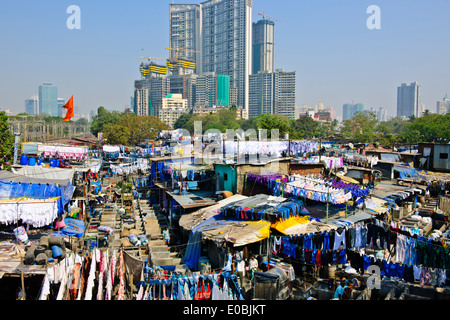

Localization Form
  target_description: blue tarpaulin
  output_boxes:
[0,170,74,215]
[60,218,85,238]
[394,165,420,179]
[182,215,236,270]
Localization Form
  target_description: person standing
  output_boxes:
[248,255,258,281]
[162,227,170,245]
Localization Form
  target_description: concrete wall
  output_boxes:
[290,163,324,176]
[214,164,237,193]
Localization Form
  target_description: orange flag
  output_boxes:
[62,95,74,121]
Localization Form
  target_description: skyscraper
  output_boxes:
[249,69,296,119]
[25,95,38,115]
[149,77,171,117]
[249,71,274,118]
[342,103,365,121]
[377,107,388,122]
[134,79,151,116]
[436,94,450,114]
[342,104,353,121]
[200,0,252,114]
[57,98,66,118]
[274,70,296,119]
[397,82,421,118]
[39,83,58,116]
[169,4,201,69]
[190,73,230,108]
[252,19,274,74]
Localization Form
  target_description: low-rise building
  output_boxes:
[159,93,188,128]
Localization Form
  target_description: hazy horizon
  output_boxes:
[0,0,449,118]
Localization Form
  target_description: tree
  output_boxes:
[90,106,128,136]
[291,116,319,139]
[0,111,15,168]
[254,113,291,138]
[216,109,240,131]
[102,123,130,145]
[401,113,450,143]
[239,118,257,132]
[124,116,169,145]
[376,117,408,135]
[175,109,241,134]
[103,115,169,145]
[75,118,89,125]
[173,113,194,130]
[341,111,378,142]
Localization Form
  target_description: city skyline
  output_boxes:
[1,1,450,118]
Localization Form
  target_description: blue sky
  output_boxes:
[0,0,449,118]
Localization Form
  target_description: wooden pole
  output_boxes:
[326,191,329,223]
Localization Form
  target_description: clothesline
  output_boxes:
[0,196,61,204]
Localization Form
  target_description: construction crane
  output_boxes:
[258,12,280,22]
[165,47,200,99]
[137,56,166,64]
[165,47,200,60]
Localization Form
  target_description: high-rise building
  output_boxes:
[167,0,252,114]
[57,98,66,118]
[200,0,252,113]
[25,95,38,115]
[436,94,450,114]
[192,72,230,108]
[252,19,274,74]
[136,56,171,118]
[353,103,364,115]
[328,106,334,120]
[249,69,296,119]
[342,104,353,121]
[397,82,421,118]
[274,70,296,119]
[169,4,201,71]
[134,79,151,116]
[377,107,388,122]
[249,71,274,117]
[342,103,365,121]
[314,102,324,112]
[39,83,58,116]
[150,77,171,118]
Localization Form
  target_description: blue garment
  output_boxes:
[323,233,330,251]
[396,263,405,279]
[339,249,347,264]
[334,284,346,299]
[312,249,318,264]
[363,255,371,270]
[304,234,313,250]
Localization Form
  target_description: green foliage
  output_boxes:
[341,111,450,144]
[173,113,194,130]
[102,123,130,145]
[290,116,319,139]
[376,117,408,135]
[102,115,169,145]
[75,117,89,125]
[0,111,15,168]
[341,111,378,142]
[401,113,450,143]
[254,113,291,138]
[90,106,129,136]
[174,108,241,134]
